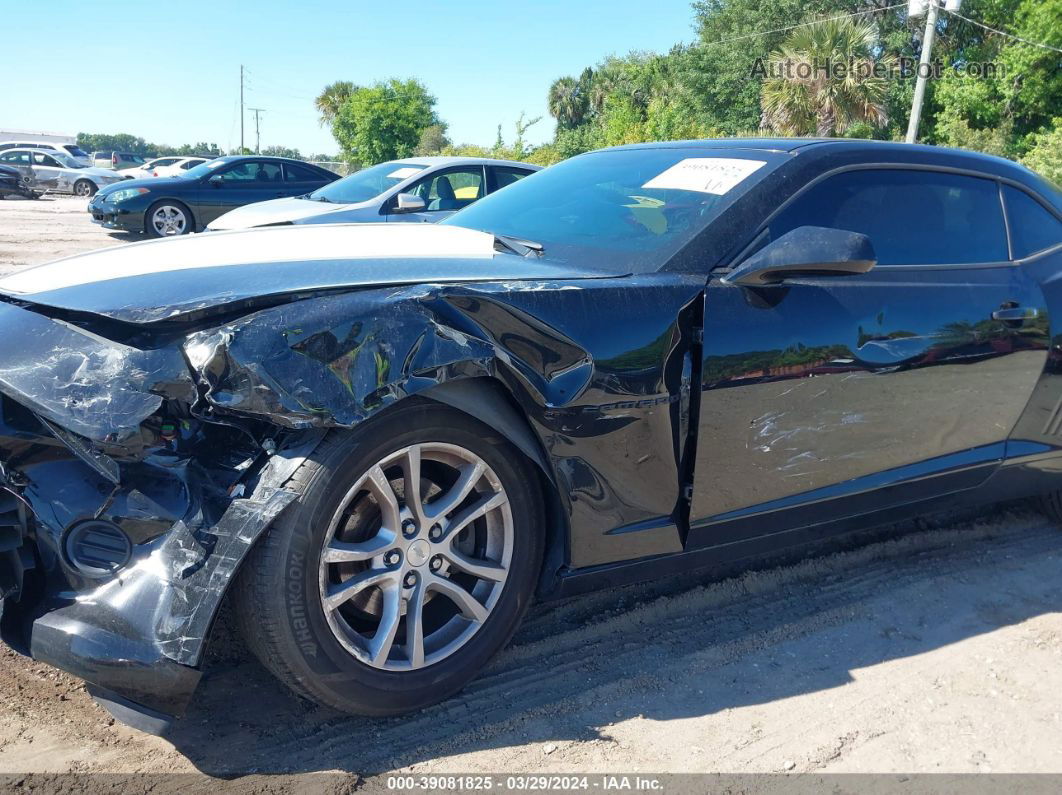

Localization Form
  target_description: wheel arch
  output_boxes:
[418,377,571,597]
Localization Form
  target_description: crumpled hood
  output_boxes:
[208,196,373,230]
[0,222,603,325]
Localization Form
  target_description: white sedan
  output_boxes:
[120,156,212,180]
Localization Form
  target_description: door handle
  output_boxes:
[992,305,1039,322]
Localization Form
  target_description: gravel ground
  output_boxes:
[1,195,1061,791]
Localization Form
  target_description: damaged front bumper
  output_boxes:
[0,300,320,732]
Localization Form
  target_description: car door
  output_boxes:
[384,165,486,223]
[0,151,33,190]
[31,152,65,192]
[196,159,284,225]
[688,167,1050,547]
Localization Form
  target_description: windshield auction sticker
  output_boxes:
[387,167,423,179]
[642,158,766,195]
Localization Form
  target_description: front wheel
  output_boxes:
[232,401,544,715]
[73,179,96,197]
[145,200,192,237]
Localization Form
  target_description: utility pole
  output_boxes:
[248,108,266,154]
[239,65,245,154]
[905,0,940,143]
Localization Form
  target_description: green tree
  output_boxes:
[262,145,304,159]
[332,79,439,166]
[1021,118,1062,185]
[414,123,451,155]
[547,75,590,128]
[928,0,1061,155]
[315,80,358,127]
[76,132,151,154]
[760,16,892,136]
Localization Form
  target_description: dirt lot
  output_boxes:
[1,195,1062,790]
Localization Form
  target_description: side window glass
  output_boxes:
[1004,185,1062,259]
[768,169,1009,266]
[33,153,59,167]
[217,161,282,182]
[411,168,483,211]
[284,163,319,182]
[490,167,532,192]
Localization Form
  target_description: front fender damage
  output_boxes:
[0,273,699,731]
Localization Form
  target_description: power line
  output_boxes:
[699,3,908,48]
[698,2,1060,55]
[941,8,1062,54]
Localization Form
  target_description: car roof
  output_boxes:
[394,155,543,170]
[210,155,313,164]
[605,137,828,154]
[4,147,66,155]
[600,137,1058,204]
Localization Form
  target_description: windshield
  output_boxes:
[444,148,776,272]
[53,153,85,169]
[181,158,227,179]
[308,161,428,204]
[65,145,89,158]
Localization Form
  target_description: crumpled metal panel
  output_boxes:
[184,276,704,566]
[0,302,195,448]
[25,430,324,718]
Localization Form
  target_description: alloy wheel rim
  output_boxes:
[152,205,186,235]
[318,442,513,671]
[76,182,91,196]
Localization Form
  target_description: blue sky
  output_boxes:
[5,1,698,155]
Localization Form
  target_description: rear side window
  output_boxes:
[490,166,532,192]
[1004,185,1062,259]
[768,169,1009,266]
[284,162,321,182]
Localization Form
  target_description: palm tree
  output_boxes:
[547,76,589,128]
[760,17,893,137]
[315,80,357,127]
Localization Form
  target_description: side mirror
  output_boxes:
[208,175,224,187]
[393,192,425,213]
[724,226,877,287]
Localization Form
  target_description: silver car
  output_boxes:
[0,148,126,197]
[207,156,541,230]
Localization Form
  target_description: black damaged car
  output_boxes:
[0,163,33,199]
[0,139,1060,733]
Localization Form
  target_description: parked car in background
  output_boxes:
[0,141,91,166]
[152,156,211,177]
[118,157,183,180]
[87,155,339,236]
[92,151,148,171]
[118,156,212,180]
[207,156,541,230]
[0,164,34,199]
[0,148,126,196]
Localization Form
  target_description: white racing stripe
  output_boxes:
[0,223,496,295]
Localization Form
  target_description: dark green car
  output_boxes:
[87,156,339,237]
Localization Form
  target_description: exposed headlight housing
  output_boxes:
[108,187,150,203]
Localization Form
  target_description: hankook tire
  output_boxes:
[232,400,544,715]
